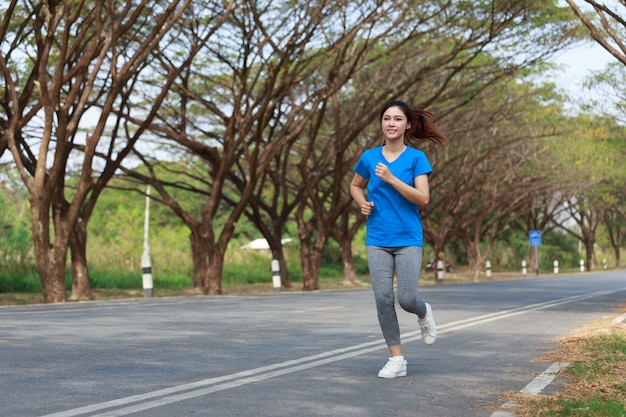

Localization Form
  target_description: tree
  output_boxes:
[577,57,626,269]
[550,112,623,270]
[0,0,202,302]
[235,142,304,289]
[564,47,626,267]
[560,192,605,270]
[564,0,626,65]
[583,62,626,124]
[604,187,626,268]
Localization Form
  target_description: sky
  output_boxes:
[549,42,617,99]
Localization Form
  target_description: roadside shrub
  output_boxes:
[0,269,41,293]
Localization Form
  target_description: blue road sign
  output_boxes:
[529,230,542,247]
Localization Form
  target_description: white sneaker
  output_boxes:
[418,303,437,345]
[377,357,407,378]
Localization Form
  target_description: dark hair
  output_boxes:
[380,100,448,146]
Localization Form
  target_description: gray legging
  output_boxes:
[367,245,427,347]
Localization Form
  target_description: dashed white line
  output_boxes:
[521,362,569,394]
[612,314,626,324]
[491,362,569,417]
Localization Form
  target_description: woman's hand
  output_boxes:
[360,201,374,216]
[375,162,394,183]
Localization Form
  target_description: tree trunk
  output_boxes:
[40,257,67,303]
[69,220,92,301]
[338,238,362,285]
[332,211,365,286]
[300,243,323,291]
[604,209,624,269]
[36,248,67,303]
[340,243,358,284]
[607,224,622,269]
[295,211,329,291]
[31,206,68,303]
[584,239,595,271]
[464,239,481,281]
[204,246,225,295]
[190,229,210,290]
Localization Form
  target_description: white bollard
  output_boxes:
[142,185,153,298]
[271,259,281,292]
[436,260,445,283]
[522,260,527,276]
[486,260,492,279]
[141,252,153,298]
[603,258,607,270]
[553,260,559,274]
[579,259,585,272]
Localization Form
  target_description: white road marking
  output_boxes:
[40,287,625,417]
[520,362,569,395]
[612,313,626,324]
[490,362,570,417]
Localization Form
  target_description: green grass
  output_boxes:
[519,332,626,417]
[557,397,625,417]
[529,396,626,417]
[568,334,626,383]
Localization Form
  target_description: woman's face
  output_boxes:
[381,106,410,142]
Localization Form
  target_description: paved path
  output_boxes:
[1,271,625,417]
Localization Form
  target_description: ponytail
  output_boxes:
[380,100,448,147]
[407,109,448,146]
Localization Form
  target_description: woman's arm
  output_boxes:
[374,162,430,206]
[350,173,374,215]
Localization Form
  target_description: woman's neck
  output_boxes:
[382,142,406,162]
[383,141,406,152]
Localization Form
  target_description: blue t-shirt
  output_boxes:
[354,145,432,247]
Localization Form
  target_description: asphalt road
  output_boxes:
[1,271,625,417]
